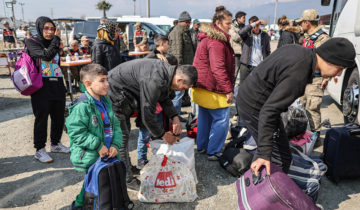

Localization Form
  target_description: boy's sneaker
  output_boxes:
[35,148,54,163]
[197,149,206,154]
[137,159,149,170]
[131,165,141,175]
[71,201,83,210]
[126,177,141,191]
[207,152,222,161]
[51,143,70,153]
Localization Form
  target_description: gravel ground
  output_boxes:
[0,41,359,209]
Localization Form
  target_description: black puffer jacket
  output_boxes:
[91,39,122,71]
[107,59,178,138]
[277,26,301,49]
[236,45,316,161]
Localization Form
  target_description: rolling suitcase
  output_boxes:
[235,163,319,210]
[323,123,360,183]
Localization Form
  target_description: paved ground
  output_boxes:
[0,41,359,209]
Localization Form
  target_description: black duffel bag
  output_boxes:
[219,136,253,177]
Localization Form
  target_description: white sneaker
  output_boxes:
[35,148,54,163]
[51,143,70,153]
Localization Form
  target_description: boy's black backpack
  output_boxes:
[219,135,253,177]
[83,157,134,210]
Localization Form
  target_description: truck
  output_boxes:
[321,0,360,123]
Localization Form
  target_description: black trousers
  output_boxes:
[31,96,65,150]
[239,64,256,84]
[237,107,292,173]
[234,54,241,82]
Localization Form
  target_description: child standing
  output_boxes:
[66,64,122,209]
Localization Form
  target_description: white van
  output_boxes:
[322,0,360,123]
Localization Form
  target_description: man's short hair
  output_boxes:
[165,53,178,66]
[154,34,169,47]
[309,20,319,26]
[80,64,108,82]
[175,65,197,86]
[235,11,246,19]
[249,16,259,24]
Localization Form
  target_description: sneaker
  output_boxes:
[131,165,141,175]
[126,177,141,191]
[71,201,82,210]
[207,152,222,161]
[51,143,70,153]
[137,159,149,170]
[179,116,187,123]
[35,148,54,163]
[197,149,206,154]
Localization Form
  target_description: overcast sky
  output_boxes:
[2,0,332,23]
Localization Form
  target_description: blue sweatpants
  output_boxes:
[196,106,230,155]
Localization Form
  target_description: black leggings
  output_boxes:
[31,95,65,150]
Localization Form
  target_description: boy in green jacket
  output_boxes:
[66,64,122,209]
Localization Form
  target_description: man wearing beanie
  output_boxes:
[168,11,195,121]
[236,38,355,176]
[297,9,330,135]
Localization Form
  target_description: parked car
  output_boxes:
[71,20,166,51]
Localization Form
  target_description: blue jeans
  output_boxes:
[196,106,230,155]
[172,91,184,115]
[137,113,163,161]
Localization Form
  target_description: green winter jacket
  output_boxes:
[168,24,195,65]
[66,91,122,172]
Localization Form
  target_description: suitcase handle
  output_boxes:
[251,169,265,185]
[349,129,360,135]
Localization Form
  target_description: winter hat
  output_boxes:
[193,19,200,24]
[97,21,118,41]
[316,37,356,68]
[178,11,191,22]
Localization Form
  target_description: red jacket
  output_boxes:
[193,24,235,94]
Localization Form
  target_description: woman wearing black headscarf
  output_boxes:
[91,21,122,71]
[25,16,69,163]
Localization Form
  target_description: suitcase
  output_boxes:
[235,163,319,210]
[83,157,134,210]
[323,123,360,183]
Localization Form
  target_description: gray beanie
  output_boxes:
[178,11,191,22]
[316,37,356,68]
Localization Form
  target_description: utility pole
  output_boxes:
[10,0,16,29]
[50,8,53,18]
[3,0,7,17]
[146,0,150,17]
[273,0,278,29]
[133,0,136,16]
[19,2,24,21]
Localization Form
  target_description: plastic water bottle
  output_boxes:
[74,52,79,61]
[66,54,71,63]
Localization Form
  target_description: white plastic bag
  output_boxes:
[150,137,198,183]
[138,155,197,203]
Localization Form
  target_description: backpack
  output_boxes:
[219,136,253,177]
[11,38,42,95]
[83,157,134,210]
[186,113,197,139]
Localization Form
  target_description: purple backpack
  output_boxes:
[11,38,42,95]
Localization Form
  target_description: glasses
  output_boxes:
[43,26,56,32]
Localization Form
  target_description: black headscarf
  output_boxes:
[35,16,56,47]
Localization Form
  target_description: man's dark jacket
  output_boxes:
[236,45,316,161]
[91,39,122,71]
[107,59,178,138]
[239,24,271,65]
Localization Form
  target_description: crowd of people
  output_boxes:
[16,5,357,209]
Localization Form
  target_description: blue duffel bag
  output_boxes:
[287,146,327,201]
